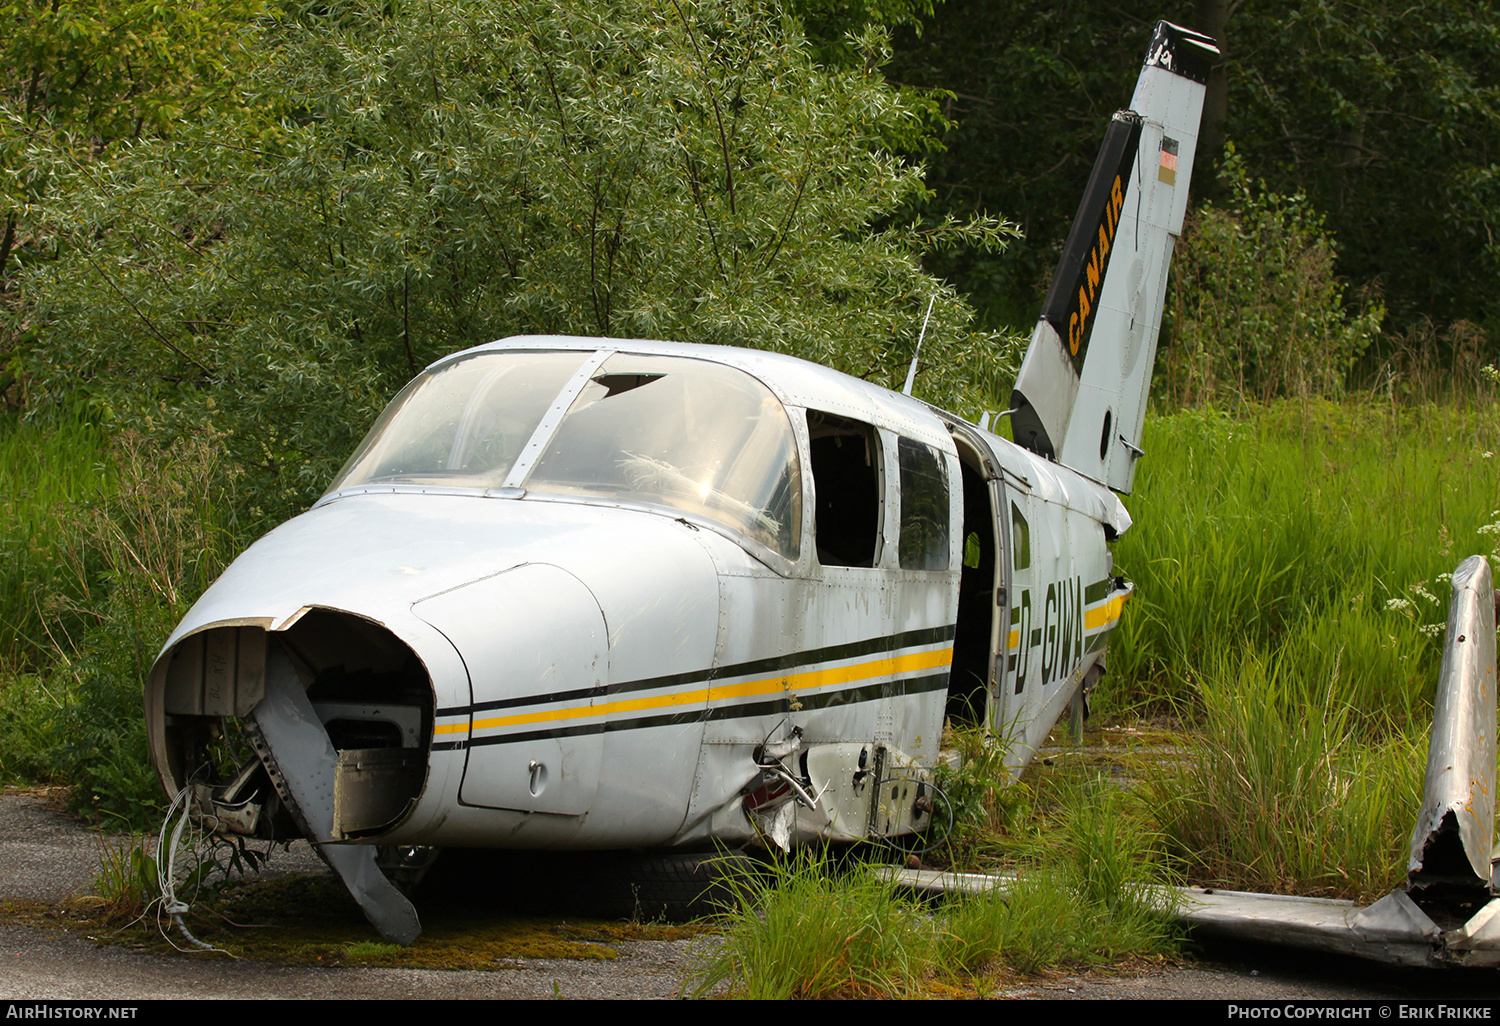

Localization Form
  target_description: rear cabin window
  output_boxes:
[897,437,949,570]
[807,411,881,567]
[1011,502,1031,570]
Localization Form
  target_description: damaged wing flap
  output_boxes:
[1407,555,1498,908]
[1055,556,1499,968]
[1198,556,1499,966]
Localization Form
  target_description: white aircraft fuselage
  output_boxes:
[150,336,1128,849]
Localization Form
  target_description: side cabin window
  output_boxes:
[897,437,949,571]
[1009,501,1033,696]
[807,411,881,567]
[1010,501,1031,571]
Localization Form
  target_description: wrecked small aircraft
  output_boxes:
[145,21,1220,942]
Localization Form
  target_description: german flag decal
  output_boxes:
[1158,137,1179,185]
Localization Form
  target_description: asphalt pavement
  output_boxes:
[1,790,1495,1001]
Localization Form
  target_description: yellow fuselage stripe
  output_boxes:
[1084,593,1129,631]
[435,645,954,736]
[1006,592,1130,651]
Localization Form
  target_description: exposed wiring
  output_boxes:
[871,777,955,857]
[153,786,234,956]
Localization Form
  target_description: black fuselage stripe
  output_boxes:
[458,671,952,750]
[435,623,957,719]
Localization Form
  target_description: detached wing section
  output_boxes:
[1009,21,1218,494]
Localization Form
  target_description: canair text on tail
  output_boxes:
[1009,21,1219,494]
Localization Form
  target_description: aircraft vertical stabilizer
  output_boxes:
[1008,21,1218,494]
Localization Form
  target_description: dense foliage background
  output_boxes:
[890,0,1500,336]
[6,0,1498,450]
[4,0,1019,517]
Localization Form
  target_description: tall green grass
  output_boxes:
[1151,650,1424,902]
[0,419,243,825]
[0,412,112,668]
[1109,398,1500,726]
[685,852,942,999]
[687,779,1179,998]
[1103,397,1498,899]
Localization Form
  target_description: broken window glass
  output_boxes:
[526,354,802,559]
[898,437,949,570]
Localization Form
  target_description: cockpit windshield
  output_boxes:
[326,349,802,559]
[527,353,801,557]
[328,350,587,492]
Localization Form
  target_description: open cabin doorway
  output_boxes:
[946,430,1009,729]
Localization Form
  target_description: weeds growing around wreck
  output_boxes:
[686,775,1181,999]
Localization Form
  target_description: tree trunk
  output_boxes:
[1194,0,1230,202]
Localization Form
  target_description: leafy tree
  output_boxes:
[18,0,1019,517]
[1160,149,1384,406]
[887,2,1174,328]
[1,0,266,401]
[0,0,265,266]
[788,0,938,68]
[1224,1,1500,329]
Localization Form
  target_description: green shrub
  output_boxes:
[930,723,1029,866]
[1160,146,1383,407]
[80,834,159,926]
[0,673,66,785]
